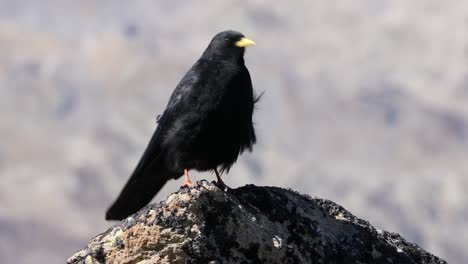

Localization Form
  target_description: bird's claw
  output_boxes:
[211,180,228,191]
[197,179,210,186]
[179,181,194,192]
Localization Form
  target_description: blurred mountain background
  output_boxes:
[0,0,467,263]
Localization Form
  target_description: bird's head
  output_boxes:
[203,30,255,61]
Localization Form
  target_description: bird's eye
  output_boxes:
[224,38,230,42]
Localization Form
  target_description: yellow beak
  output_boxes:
[235,37,256,47]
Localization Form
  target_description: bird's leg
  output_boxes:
[214,168,223,184]
[181,169,193,187]
[213,168,228,190]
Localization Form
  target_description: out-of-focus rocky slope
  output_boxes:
[68,183,446,264]
[1,1,467,263]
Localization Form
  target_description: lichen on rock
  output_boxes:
[68,182,446,264]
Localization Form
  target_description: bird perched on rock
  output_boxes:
[106,30,259,220]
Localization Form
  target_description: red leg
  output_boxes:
[181,169,193,187]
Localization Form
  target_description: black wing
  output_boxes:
[105,66,200,220]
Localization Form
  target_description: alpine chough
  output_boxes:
[106,30,258,220]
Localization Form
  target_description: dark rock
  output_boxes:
[67,183,446,264]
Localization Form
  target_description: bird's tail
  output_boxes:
[105,157,177,221]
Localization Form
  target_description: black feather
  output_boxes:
[106,30,259,220]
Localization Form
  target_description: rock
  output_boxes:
[67,182,446,264]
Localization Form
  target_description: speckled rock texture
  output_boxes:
[67,183,446,264]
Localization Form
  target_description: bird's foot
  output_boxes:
[180,168,194,189]
[180,180,194,188]
[197,179,210,186]
[179,180,195,193]
[212,180,229,191]
[212,168,228,191]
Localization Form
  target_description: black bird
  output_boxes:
[106,30,259,220]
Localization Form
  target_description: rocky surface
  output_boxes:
[68,183,446,264]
